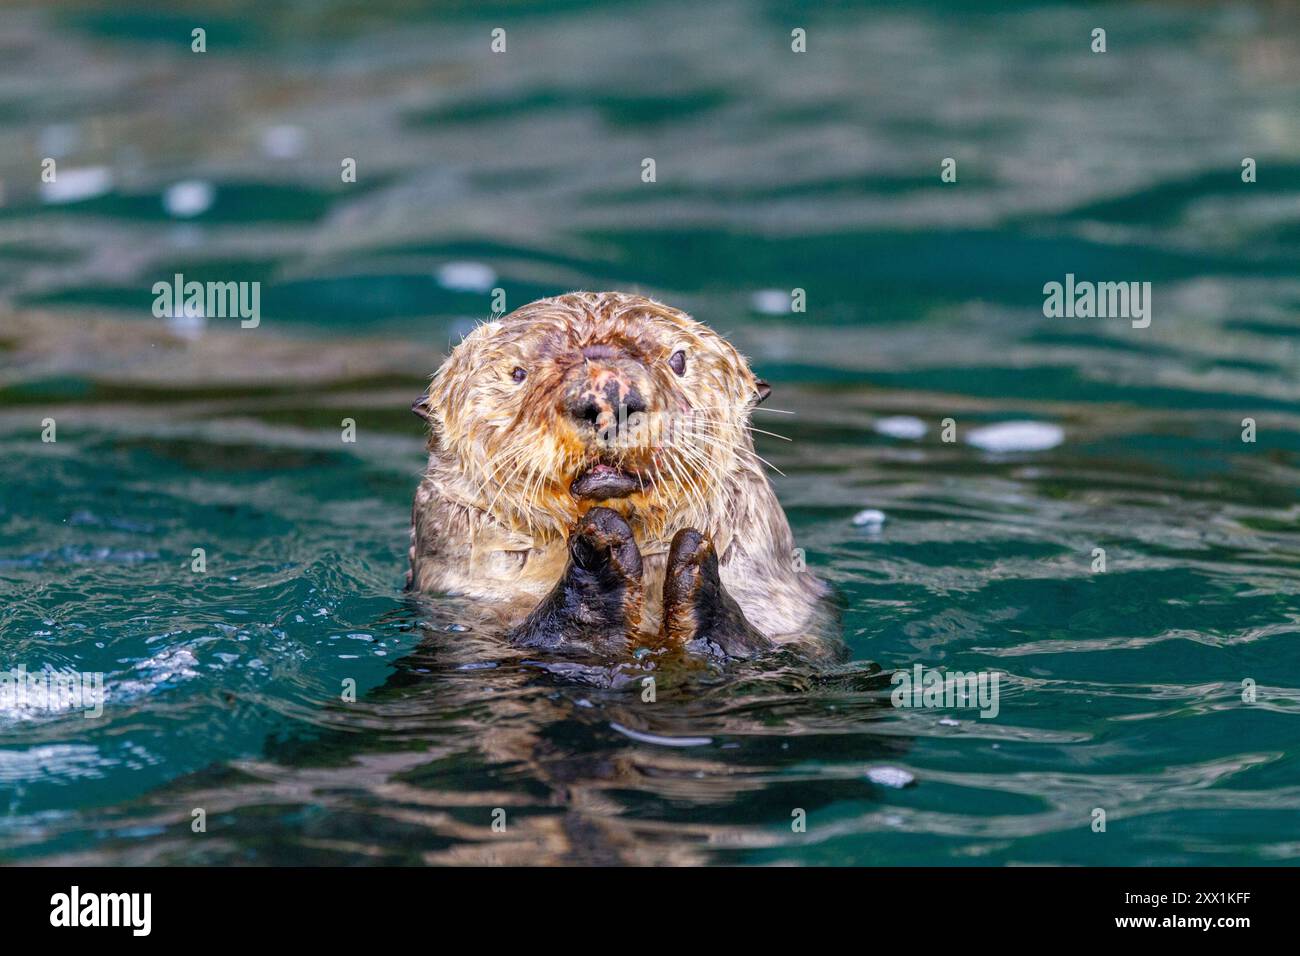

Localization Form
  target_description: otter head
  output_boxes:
[415,291,771,539]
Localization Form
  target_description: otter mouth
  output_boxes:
[570,463,647,500]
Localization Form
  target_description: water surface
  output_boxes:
[1,0,1299,865]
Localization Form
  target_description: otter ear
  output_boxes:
[411,395,434,424]
[754,379,772,404]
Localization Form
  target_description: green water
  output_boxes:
[1,0,1299,865]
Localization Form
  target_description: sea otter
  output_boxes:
[407,291,831,659]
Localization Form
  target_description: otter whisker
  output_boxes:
[668,442,722,510]
[743,450,786,477]
[657,453,691,508]
[690,413,792,443]
[689,403,797,416]
[688,457,730,507]
[482,443,529,493]
[484,445,528,489]
[687,428,787,478]
[519,463,555,538]
[679,456,712,511]
[661,450,708,515]
[481,447,536,521]
[746,426,792,441]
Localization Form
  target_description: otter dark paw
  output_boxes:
[661,528,771,659]
[508,507,643,654]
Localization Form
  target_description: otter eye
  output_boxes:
[668,350,686,376]
[511,367,527,383]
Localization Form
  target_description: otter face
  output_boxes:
[418,292,770,538]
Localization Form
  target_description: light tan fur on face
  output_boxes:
[408,291,829,644]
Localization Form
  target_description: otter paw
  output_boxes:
[660,528,771,660]
[508,507,643,654]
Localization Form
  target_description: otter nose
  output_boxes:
[564,364,647,434]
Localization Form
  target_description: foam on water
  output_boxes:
[966,421,1065,453]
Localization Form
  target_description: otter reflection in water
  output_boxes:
[407,292,838,662]
[248,604,896,865]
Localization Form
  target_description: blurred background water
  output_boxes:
[1,0,1298,865]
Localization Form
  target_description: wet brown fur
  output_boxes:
[407,291,829,647]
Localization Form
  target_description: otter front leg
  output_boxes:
[508,507,643,654]
[661,529,772,659]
